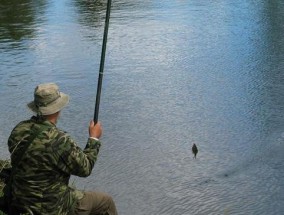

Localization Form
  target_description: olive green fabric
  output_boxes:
[8,116,101,215]
[75,191,118,215]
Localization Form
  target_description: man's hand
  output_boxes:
[89,120,102,139]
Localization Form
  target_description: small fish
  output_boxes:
[192,143,198,159]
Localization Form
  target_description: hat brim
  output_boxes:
[27,92,69,115]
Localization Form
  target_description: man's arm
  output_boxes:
[54,121,103,177]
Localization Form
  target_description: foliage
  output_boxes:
[0,159,10,215]
[0,159,10,194]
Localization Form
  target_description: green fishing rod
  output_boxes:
[94,0,112,123]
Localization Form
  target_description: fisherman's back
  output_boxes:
[6,83,117,215]
[8,117,83,215]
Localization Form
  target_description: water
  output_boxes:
[1,0,284,214]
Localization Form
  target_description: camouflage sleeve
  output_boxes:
[53,134,101,177]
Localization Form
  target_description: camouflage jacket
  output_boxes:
[8,116,101,215]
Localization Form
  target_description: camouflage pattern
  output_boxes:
[8,116,101,215]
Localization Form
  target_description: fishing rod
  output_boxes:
[94,0,112,123]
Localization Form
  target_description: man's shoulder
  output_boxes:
[10,118,67,141]
[9,119,34,139]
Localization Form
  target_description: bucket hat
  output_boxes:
[27,83,69,115]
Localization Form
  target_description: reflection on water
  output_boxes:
[0,0,47,45]
[0,0,284,214]
[73,0,106,27]
[0,0,48,93]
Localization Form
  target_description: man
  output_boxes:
[8,83,118,215]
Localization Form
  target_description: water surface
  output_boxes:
[1,0,284,214]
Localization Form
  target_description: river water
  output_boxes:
[1,0,284,214]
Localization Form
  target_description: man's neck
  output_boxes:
[44,112,60,125]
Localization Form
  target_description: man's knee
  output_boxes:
[91,192,117,215]
[94,192,115,208]
[82,191,117,214]
[105,194,115,207]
